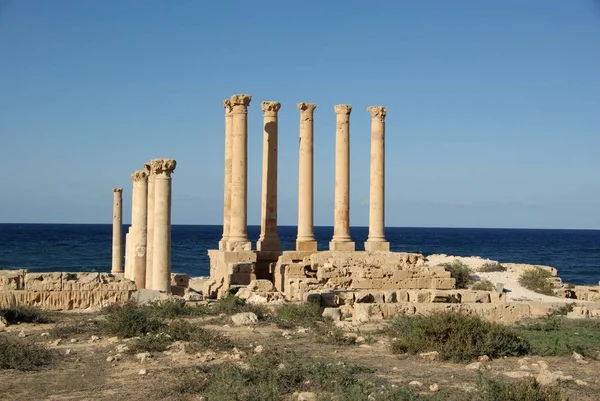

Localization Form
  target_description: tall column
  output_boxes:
[152,158,177,293]
[329,104,355,251]
[145,163,156,288]
[131,170,148,289]
[256,101,281,251]
[219,99,234,250]
[365,106,390,252]
[124,229,132,279]
[226,94,252,251]
[111,188,123,273]
[296,103,318,251]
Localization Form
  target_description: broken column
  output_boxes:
[111,188,123,273]
[365,106,390,252]
[329,104,355,251]
[151,158,177,292]
[219,99,233,251]
[296,103,318,251]
[145,163,155,289]
[227,94,252,251]
[257,101,281,251]
[131,169,148,289]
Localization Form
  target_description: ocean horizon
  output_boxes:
[1,223,599,286]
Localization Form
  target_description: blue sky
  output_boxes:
[0,0,599,229]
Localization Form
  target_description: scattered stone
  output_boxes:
[0,312,7,331]
[116,344,130,353]
[504,371,533,379]
[254,345,264,354]
[106,356,115,362]
[90,335,100,342]
[356,336,366,343]
[138,368,147,375]
[478,355,489,362]
[231,312,258,326]
[40,332,49,337]
[466,362,484,371]
[65,349,72,356]
[52,339,62,346]
[18,330,26,338]
[419,351,439,361]
[408,381,423,387]
[575,379,588,386]
[572,352,584,361]
[107,336,119,343]
[297,327,307,334]
[136,352,152,363]
[429,383,439,392]
[70,339,77,343]
[359,344,372,349]
[293,392,317,401]
[537,360,548,370]
[322,308,342,322]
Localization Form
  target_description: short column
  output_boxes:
[329,104,355,251]
[226,94,252,251]
[131,170,148,289]
[257,101,281,251]
[219,99,233,250]
[151,158,177,293]
[364,106,390,252]
[111,188,123,273]
[296,103,318,251]
[145,163,156,288]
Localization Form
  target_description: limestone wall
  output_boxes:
[0,270,136,310]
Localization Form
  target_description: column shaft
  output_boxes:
[151,158,177,293]
[330,104,355,251]
[219,100,233,250]
[227,94,252,251]
[257,101,281,251]
[365,106,390,251]
[111,188,123,273]
[145,172,155,288]
[296,103,317,251]
[131,170,148,288]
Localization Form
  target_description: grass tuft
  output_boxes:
[518,268,555,296]
[0,336,54,371]
[101,302,165,337]
[476,375,563,401]
[386,311,530,361]
[442,260,474,289]
[1,306,52,324]
[478,262,507,273]
[472,280,496,291]
[272,302,325,329]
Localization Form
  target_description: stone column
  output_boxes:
[151,158,177,293]
[329,104,355,251]
[219,99,234,251]
[226,94,252,251]
[124,229,132,279]
[145,163,155,288]
[256,101,281,251]
[131,170,148,289]
[296,103,318,251]
[365,106,390,252]
[111,188,123,273]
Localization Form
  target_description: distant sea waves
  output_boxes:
[0,224,599,285]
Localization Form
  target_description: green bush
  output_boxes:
[102,302,165,337]
[312,322,357,346]
[478,262,507,273]
[0,336,54,371]
[518,268,555,296]
[211,295,266,318]
[472,280,496,291]
[50,320,102,339]
[273,302,325,329]
[442,260,474,289]
[387,312,530,361]
[476,375,563,401]
[1,306,52,324]
[144,299,212,319]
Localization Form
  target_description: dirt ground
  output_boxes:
[1,312,599,401]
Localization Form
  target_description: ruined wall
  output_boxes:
[0,270,136,310]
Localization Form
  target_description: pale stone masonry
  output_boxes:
[111,188,123,273]
[124,228,132,279]
[151,158,177,292]
[256,101,281,251]
[364,106,390,252]
[131,169,148,289]
[296,103,318,252]
[219,99,233,251]
[145,163,156,289]
[330,104,355,251]
[227,94,252,251]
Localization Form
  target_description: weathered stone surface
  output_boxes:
[231,312,258,326]
[24,273,62,291]
[0,269,27,290]
[322,307,342,322]
[503,263,558,277]
[0,290,133,310]
[247,279,274,292]
[170,274,190,288]
[62,273,101,291]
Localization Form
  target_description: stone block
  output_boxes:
[383,290,397,303]
[247,279,274,292]
[0,269,26,290]
[430,277,455,290]
[0,290,133,311]
[170,274,190,287]
[188,277,209,294]
[295,241,318,252]
[396,289,409,302]
[320,292,340,307]
[328,242,356,252]
[62,273,101,291]
[24,272,62,291]
[363,241,390,252]
[170,285,186,297]
[475,292,491,303]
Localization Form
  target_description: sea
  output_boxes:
[0,224,599,285]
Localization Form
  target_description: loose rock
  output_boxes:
[231,312,258,326]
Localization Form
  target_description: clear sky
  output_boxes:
[0,0,599,229]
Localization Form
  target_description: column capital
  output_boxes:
[131,170,148,183]
[151,158,177,177]
[143,162,151,175]
[223,99,233,115]
[230,94,252,109]
[334,104,352,115]
[113,188,123,193]
[367,106,387,121]
[297,102,317,114]
[261,101,281,114]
